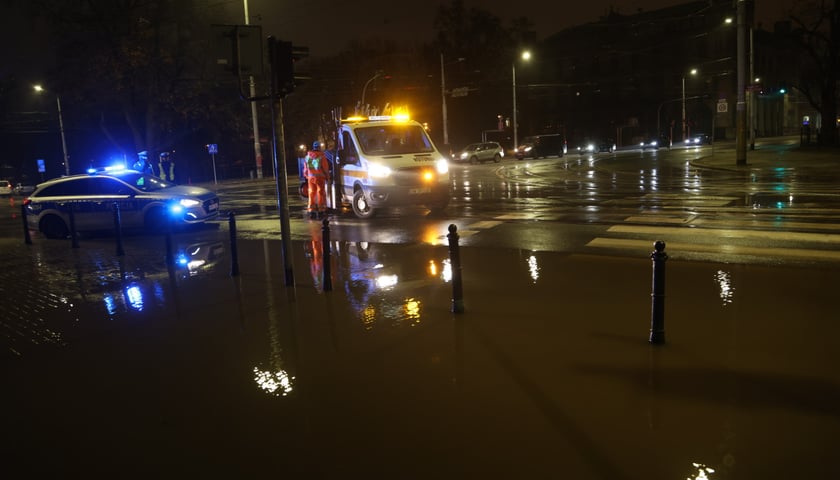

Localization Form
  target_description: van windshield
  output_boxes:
[355,124,435,155]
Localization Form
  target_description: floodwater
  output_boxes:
[2,232,839,478]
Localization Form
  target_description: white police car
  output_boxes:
[24,167,220,239]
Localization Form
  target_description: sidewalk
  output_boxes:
[2,225,839,478]
[688,135,839,171]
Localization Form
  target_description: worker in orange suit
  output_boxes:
[303,140,331,220]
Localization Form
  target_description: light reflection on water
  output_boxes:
[714,270,734,305]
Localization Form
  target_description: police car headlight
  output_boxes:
[179,198,201,208]
[436,158,449,174]
[369,163,392,178]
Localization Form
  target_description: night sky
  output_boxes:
[247,0,797,57]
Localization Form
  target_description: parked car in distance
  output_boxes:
[455,142,504,164]
[14,182,36,196]
[0,180,11,196]
[24,167,220,239]
[515,134,566,159]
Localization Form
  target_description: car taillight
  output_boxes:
[22,198,31,206]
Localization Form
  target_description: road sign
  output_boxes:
[208,143,218,154]
[450,87,469,97]
[716,100,728,113]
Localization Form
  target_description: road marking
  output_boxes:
[624,215,694,225]
[467,220,504,229]
[607,224,840,244]
[691,218,840,232]
[496,212,539,220]
[586,237,840,261]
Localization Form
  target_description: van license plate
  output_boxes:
[409,187,431,194]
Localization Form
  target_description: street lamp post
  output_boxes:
[681,68,697,141]
[440,54,465,149]
[512,50,531,151]
[34,85,70,176]
[243,0,264,179]
[361,70,383,111]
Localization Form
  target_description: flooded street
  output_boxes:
[2,231,839,478]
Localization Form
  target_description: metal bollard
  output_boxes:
[322,218,332,291]
[20,204,32,245]
[68,205,79,248]
[229,211,240,277]
[113,202,125,256]
[447,224,464,313]
[649,240,668,344]
[165,217,174,268]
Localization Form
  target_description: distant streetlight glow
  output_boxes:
[34,84,70,176]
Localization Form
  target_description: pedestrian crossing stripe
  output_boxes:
[466,220,504,229]
[607,224,840,244]
[586,237,840,261]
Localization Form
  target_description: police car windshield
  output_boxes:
[356,124,435,155]
[112,172,173,192]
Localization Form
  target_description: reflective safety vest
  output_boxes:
[304,151,330,179]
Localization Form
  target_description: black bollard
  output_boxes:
[322,218,332,291]
[165,217,174,268]
[229,211,240,277]
[649,240,668,344]
[113,202,125,256]
[20,204,32,245]
[68,205,79,248]
[447,224,464,313]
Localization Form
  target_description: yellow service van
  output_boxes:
[334,114,451,218]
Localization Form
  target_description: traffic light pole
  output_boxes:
[268,36,295,287]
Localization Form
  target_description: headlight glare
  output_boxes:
[436,158,449,174]
[369,163,392,178]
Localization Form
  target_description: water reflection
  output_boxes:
[688,462,716,479]
[714,270,734,306]
[253,366,294,397]
[337,241,448,330]
[526,253,540,283]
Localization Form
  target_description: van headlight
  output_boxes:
[436,158,449,174]
[369,163,392,178]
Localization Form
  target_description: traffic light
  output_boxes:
[271,38,309,97]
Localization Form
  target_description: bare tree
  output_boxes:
[790,0,839,145]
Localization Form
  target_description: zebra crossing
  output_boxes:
[453,207,840,263]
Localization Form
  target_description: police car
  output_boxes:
[24,167,220,239]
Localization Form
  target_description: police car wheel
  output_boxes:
[352,189,376,219]
[40,215,69,239]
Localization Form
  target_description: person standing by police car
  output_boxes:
[303,140,331,220]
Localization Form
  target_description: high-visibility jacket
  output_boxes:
[304,151,330,179]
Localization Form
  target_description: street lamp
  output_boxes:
[681,68,698,141]
[512,50,531,151]
[34,85,70,176]
[440,54,465,148]
[361,70,384,110]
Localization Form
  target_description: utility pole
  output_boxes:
[244,0,264,178]
[736,0,747,165]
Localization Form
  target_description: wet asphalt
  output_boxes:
[2,140,840,478]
